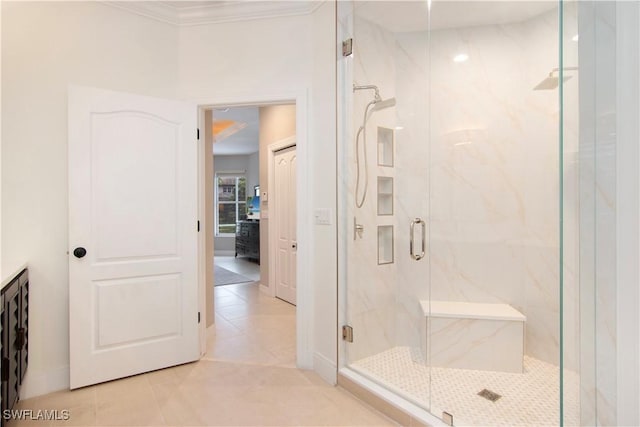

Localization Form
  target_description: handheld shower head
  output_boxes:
[353,83,396,209]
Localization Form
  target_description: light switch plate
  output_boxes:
[314,208,332,225]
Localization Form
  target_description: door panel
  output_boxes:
[69,86,199,389]
[92,112,179,260]
[274,146,297,305]
[95,274,181,348]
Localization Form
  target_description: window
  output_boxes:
[215,174,247,235]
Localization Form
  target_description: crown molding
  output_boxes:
[103,1,324,26]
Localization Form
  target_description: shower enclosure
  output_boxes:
[337,1,583,425]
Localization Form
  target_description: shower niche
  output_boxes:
[377,177,393,215]
[377,225,394,265]
[377,127,394,167]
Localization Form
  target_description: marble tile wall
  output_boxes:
[344,11,400,363]
[422,7,575,372]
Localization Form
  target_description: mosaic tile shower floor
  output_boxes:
[352,346,580,426]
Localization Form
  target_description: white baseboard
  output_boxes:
[20,365,70,399]
[314,352,337,385]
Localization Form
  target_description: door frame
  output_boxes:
[195,90,313,369]
[267,137,297,300]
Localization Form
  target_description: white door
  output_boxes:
[274,146,297,305]
[68,86,200,389]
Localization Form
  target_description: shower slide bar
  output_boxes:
[410,218,425,260]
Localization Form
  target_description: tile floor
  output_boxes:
[353,346,580,426]
[10,281,396,427]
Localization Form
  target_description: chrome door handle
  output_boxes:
[410,218,425,261]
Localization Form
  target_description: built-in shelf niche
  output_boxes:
[377,176,393,216]
[378,225,394,265]
[377,127,394,167]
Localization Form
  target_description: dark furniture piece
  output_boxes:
[235,220,260,263]
[1,268,29,427]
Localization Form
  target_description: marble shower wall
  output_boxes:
[343,2,579,373]
[425,7,578,371]
[342,11,401,363]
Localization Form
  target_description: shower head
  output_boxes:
[533,75,572,90]
[371,97,396,111]
[533,67,578,91]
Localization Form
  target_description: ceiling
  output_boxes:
[105,1,557,31]
[104,1,322,26]
[212,106,259,156]
[355,1,557,33]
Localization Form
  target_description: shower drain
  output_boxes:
[478,389,502,402]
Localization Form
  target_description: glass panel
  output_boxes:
[238,177,247,201]
[217,176,237,201]
[238,202,247,221]
[342,0,431,414]
[561,1,582,425]
[427,2,564,425]
[339,1,582,426]
[218,203,237,234]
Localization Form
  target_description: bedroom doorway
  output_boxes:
[204,102,299,367]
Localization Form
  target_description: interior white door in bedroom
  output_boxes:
[274,145,297,305]
[68,86,200,389]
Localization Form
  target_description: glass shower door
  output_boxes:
[338,1,582,425]
[338,0,433,414]
[425,1,580,425]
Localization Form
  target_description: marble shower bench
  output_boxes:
[419,300,526,373]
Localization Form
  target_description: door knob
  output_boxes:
[73,247,87,258]
[292,243,297,249]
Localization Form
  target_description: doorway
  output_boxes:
[202,102,299,367]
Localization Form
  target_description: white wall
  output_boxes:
[310,0,338,383]
[177,15,312,100]
[247,151,259,196]
[1,1,179,397]
[2,0,340,397]
[178,6,337,376]
[258,104,296,290]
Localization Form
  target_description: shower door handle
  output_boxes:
[410,218,425,261]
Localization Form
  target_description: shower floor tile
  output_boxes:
[351,346,580,426]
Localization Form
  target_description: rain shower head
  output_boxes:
[533,67,578,91]
[533,75,572,90]
[372,97,396,111]
[353,84,395,110]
